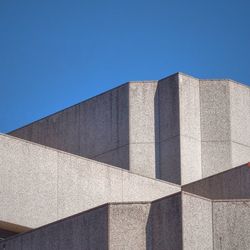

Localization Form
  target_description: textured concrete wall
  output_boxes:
[109,203,151,250]
[147,193,182,250]
[182,164,250,199]
[230,81,250,167]
[0,205,109,250]
[7,73,250,184]
[213,200,250,250]
[128,81,158,178]
[182,193,213,250]
[0,134,180,228]
[156,73,201,185]
[200,80,232,177]
[0,196,182,250]
[9,84,130,170]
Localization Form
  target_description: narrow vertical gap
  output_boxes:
[199,79,203,179]
[228,80,233,168]
[212,201,215,250]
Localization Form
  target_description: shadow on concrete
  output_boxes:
[146,193,182,250]
[154,74,181,184]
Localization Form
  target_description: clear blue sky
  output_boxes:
[1,0,250,133]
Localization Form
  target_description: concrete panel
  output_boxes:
[93,145,129,170]
[181,136,202,184]
[178,74,202,185]
[121,170,179,202]
[109,203,151,250]
[200,80,231,141]
[9,84,130,170]
[147,193,182,250]
[129,143,156,178]
[157,73,202,185]
[182,164,250,199]
[159,136,181,184]
[232,142,250,167]
[179,74,201,140]
[128,82,158,143]
[230,81,250,147]
[157,74,180,141]
[0,134,180,228]
[182,193,213,250]
[128,81,158,178]
[0,135,58,228]
[213,200,250,250]
[0,205,109,250]
[201,141,231,177]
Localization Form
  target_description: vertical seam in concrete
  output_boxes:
[178,74,182,184]
[228,80,233,168]
[199,79,203,178]
[181,193,184,250]
[212,201,214,250]
[56,151,59,221]
[128,82,131,171]
[78,104,81,155]
[107,205,110,250]
[157,81,161,178]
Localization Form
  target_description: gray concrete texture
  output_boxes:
[182,163,250,199]
[2,192,250,250]
[0,194,184,250]
[0,133,180,229]
[8,73,250,185]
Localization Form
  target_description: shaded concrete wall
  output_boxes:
[9,84,130,170]
[182,164,250,199]
[0,134,180,228]
[8,73,250,184]
[0,205,109,250]
[0,196,183,250]
[213,200,250,250]
[155,74,202,184]
[147,193,182,250]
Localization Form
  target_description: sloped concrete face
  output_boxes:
[0,134,180,228]
[9,84,130,170]
[182,164,250,199]
[0,205,109,250]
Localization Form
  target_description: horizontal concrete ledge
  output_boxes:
[0,133,179,188]
[0,133,180,229]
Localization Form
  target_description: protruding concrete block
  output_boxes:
[7,73,250,185]
[182,193,213,250]
[109,203,151,250]
[230,80,250,147]
[0,134,180,228]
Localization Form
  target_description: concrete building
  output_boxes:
[0,72,249,249]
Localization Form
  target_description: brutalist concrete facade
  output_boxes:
[0,73,250,249]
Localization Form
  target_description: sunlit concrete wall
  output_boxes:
[9,73,250,184]
[0,134,180,228]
